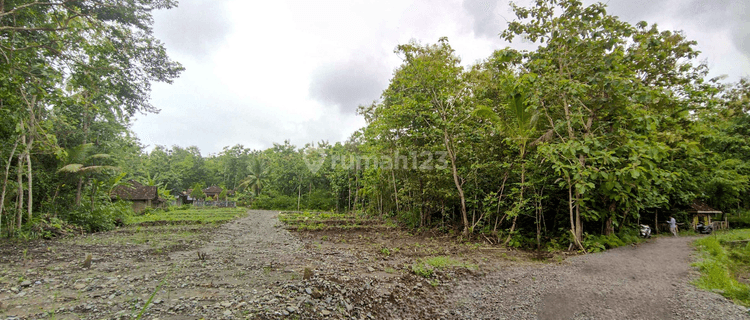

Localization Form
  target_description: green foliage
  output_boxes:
[125,207,247,225]
[3,0,748,249]
[411,263,434,278]
[62,201,131,233]
[582,228,643,253]
[189,183,206,200]
[728,210,750,229]
[693,229,750,306]
[411,256,472,278]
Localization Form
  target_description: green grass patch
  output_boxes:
[125,207,247,225]
[279,211,396,232]
[410,256,475,278]
[693,229,750,307]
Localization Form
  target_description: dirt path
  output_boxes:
[450,236,749,319]
[0,211,748,319]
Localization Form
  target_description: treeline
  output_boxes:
[1,0,748,250]
[357,0,749,249]
[150,0,749,250]
[0,1,183,235]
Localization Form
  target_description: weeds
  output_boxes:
[411,256,474,278]
[692,229,750,306]
[411,264,433,278]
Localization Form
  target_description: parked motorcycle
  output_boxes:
[696,223,713,234]
[639,224,652,238]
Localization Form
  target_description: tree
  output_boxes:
[364,38,477,235]
[240,158,269,196]
[57,143,117,206]
[475,66,541,243]
[0,0,182,235]
[190,183,206,200]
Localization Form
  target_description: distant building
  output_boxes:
[111,180,165,213]
[204,186,223,200]
[176,186,234,205]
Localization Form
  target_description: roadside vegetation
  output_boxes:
[693,229,750,306]
[125,207,247,226]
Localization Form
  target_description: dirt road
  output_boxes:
[451,236,749,319]
[0,210,747,319]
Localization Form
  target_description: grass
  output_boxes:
[278,211,397,232]
[410,256,476,278]
[125,207,247,225]
[692,229,750,307]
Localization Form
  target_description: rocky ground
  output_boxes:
[0,210,747,319]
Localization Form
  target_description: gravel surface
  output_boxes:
[450,236,750,319]
[0,210,747,319]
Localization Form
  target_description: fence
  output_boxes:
[193,200,237,208]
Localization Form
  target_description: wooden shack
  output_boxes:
[688,201,727,230]
[111,180,165,213]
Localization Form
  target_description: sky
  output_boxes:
[131,0,750,156]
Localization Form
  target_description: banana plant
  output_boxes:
[57,143,118,206]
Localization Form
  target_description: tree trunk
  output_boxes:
[391,168,399,213]
[604,217,614,235]
[16,154,24,230]
[575,191,583,248]
[0,141,19,236]
[23,95,36,222]
[347,171,351,212]
[76,100,90,207]
[353,169,359,212]
[26,139,33,222]
[492,172,509,234]
[567,177,584,250]
[75,177,84,206]
[505,216,518,246]
[505,162,526,245]
[443,128,469,235]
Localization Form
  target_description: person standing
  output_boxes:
[668,216,677,236]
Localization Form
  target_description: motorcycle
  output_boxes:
[639,224,652,238]
[696,222,713,234]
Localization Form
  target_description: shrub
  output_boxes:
[728,209,750,229]
[62,201,131,232]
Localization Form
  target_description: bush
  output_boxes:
[251,192,298,210]
[62,201,131,232]
[728,209,750,229]
[582,228,642,253]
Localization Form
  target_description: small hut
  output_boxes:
[111,180,164,213]
[688,201,727,230]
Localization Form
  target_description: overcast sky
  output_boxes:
[131,0,750,156]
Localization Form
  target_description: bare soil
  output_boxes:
[0,210,746,319]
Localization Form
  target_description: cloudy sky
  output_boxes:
[132,0,750,155]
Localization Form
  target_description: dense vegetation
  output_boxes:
[693,229,750,306]
[1,0,748,252]
[0,0,183,235]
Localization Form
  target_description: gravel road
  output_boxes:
[450,236,749,319]
[1,210,748,319]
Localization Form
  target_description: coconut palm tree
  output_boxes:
[239,158,269,196]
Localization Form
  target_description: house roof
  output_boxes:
[204,186,223,194]
[112,180,158,201]
[689,201,722,214]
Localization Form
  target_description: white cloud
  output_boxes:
[134,0,750,155]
